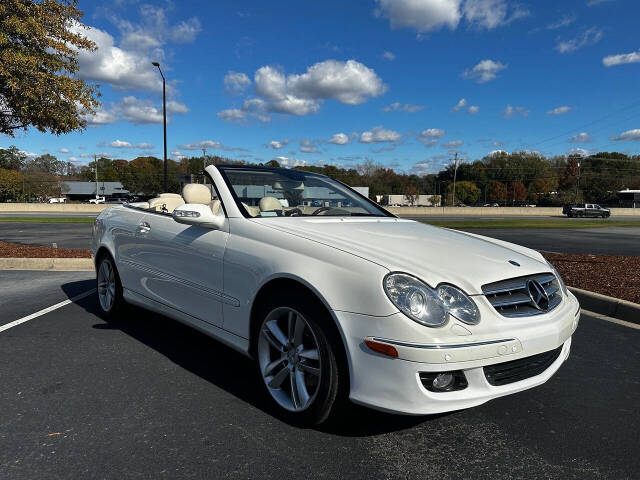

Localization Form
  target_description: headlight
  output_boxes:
[546,260,568,296]
[384,273,480,327]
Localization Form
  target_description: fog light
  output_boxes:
[432,373,454,390]
[419,370,468,392]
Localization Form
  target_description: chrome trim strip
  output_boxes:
[121,259,240,307]
[370,337,516,350]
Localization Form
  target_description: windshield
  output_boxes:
[219,167,391,218]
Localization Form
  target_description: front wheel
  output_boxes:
[96,255,124,318]
[256,296,341,425]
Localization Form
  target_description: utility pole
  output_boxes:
[202,147,207,184]
[574,161,581,203]
[152,62,168,191]
[94,154,99,199]
[451,152,459,206]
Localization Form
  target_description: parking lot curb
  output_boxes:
[0,257,94,271]
[569,286,640,325]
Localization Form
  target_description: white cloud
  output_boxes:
[224,71,251,94]
[169,18,202,43]
[502,104,530,118]
[267,140,288,149]
[217,108,247,123]
[418,128,446,146]
[603,49,640,67]
[375,0,526,34]
[612,129,640,141]
[463,0,529,30]
[492,140,504,147]
[375,0,462,33]
[328,133,350,145]
[118,5,201,48]
[383,102,424,112]
[274,156,307,168]
[569,132,593,143]
[220,60,386,122]
[463,59,507,83]
[81,105,118,126]
[443,140,463,148]
[68,156,79,162]
[567,147,590,157]
[467,105,479,114]
[109,139,155,148]
[547,106,571,115]
[556,27,603,53]
[545,15,576,30]
[488,149,508,156]
[116,96,162,124]
[70,24,161,92]
[58,148,70,153]
[382,50,396,60]
[178,140,223,150]
[452,98,467,111]
[171,150,185,160]
[167,101,189,114]
[360,126,401,143]
[300,139,321,153]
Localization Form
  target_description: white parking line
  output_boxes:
[583,309,640,330]
[0,290,94,334]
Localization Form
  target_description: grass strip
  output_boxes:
[420,219,640,229]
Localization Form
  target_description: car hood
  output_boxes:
[256,217,549,295]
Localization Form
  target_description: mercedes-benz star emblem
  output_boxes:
[526,279,549,311]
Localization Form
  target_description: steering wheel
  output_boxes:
[311,206,333,216]
[285,208,303,217]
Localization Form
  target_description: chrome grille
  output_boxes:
[482,273,562,317]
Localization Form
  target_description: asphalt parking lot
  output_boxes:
[1,221,639,255]
[1,271,638,479]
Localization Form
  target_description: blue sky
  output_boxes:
[4,0,640,174]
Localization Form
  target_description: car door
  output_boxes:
[130,210,229,327]
[585,204,595,217]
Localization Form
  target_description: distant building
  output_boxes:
[618,189,640,208]
[63,181,129,201]
[377,194,440,207]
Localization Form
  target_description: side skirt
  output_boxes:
[123,288,251,357]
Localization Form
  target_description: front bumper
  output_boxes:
[334,291,580,415]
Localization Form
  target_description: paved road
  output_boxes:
[0,271,639,479]
[2,221,639,255]
[0,223,93,250]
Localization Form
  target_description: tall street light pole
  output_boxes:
[152,62,168,192]
[451,152,459,206]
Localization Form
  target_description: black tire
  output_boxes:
[96,254,125,319]
[254,291,341,425]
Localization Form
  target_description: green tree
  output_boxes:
[487,180,507,203]
[448,181,481,205]
[0,146,27,170]
[0,168,23,201]
[24,153,65,175]
[121,156,183,196]
[0,0,100,136]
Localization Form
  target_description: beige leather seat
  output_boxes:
[148,195,185,213]
[182,184,221,214]
[242,202,260,217]
[259,196,283,213]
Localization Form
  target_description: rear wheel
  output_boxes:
[256,294,341,425]
[96,255,124,318]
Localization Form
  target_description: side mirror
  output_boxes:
[172,203,225,230]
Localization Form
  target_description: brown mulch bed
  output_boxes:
[543,252,640,304]
[0,241,91,259]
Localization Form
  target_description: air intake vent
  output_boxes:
[482,273,562,317]
[484,346,563,386]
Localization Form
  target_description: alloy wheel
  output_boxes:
[258,307,322,412]
[97,259,116,312]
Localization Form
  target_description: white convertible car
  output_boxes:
[91,165,580,424]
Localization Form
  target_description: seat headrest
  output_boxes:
[158,193,182,198]
[183,184,212,205]
[259,196,283,211]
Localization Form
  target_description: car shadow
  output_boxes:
[61,280,438,436]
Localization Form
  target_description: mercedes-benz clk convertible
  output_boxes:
[91,165,580,424]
